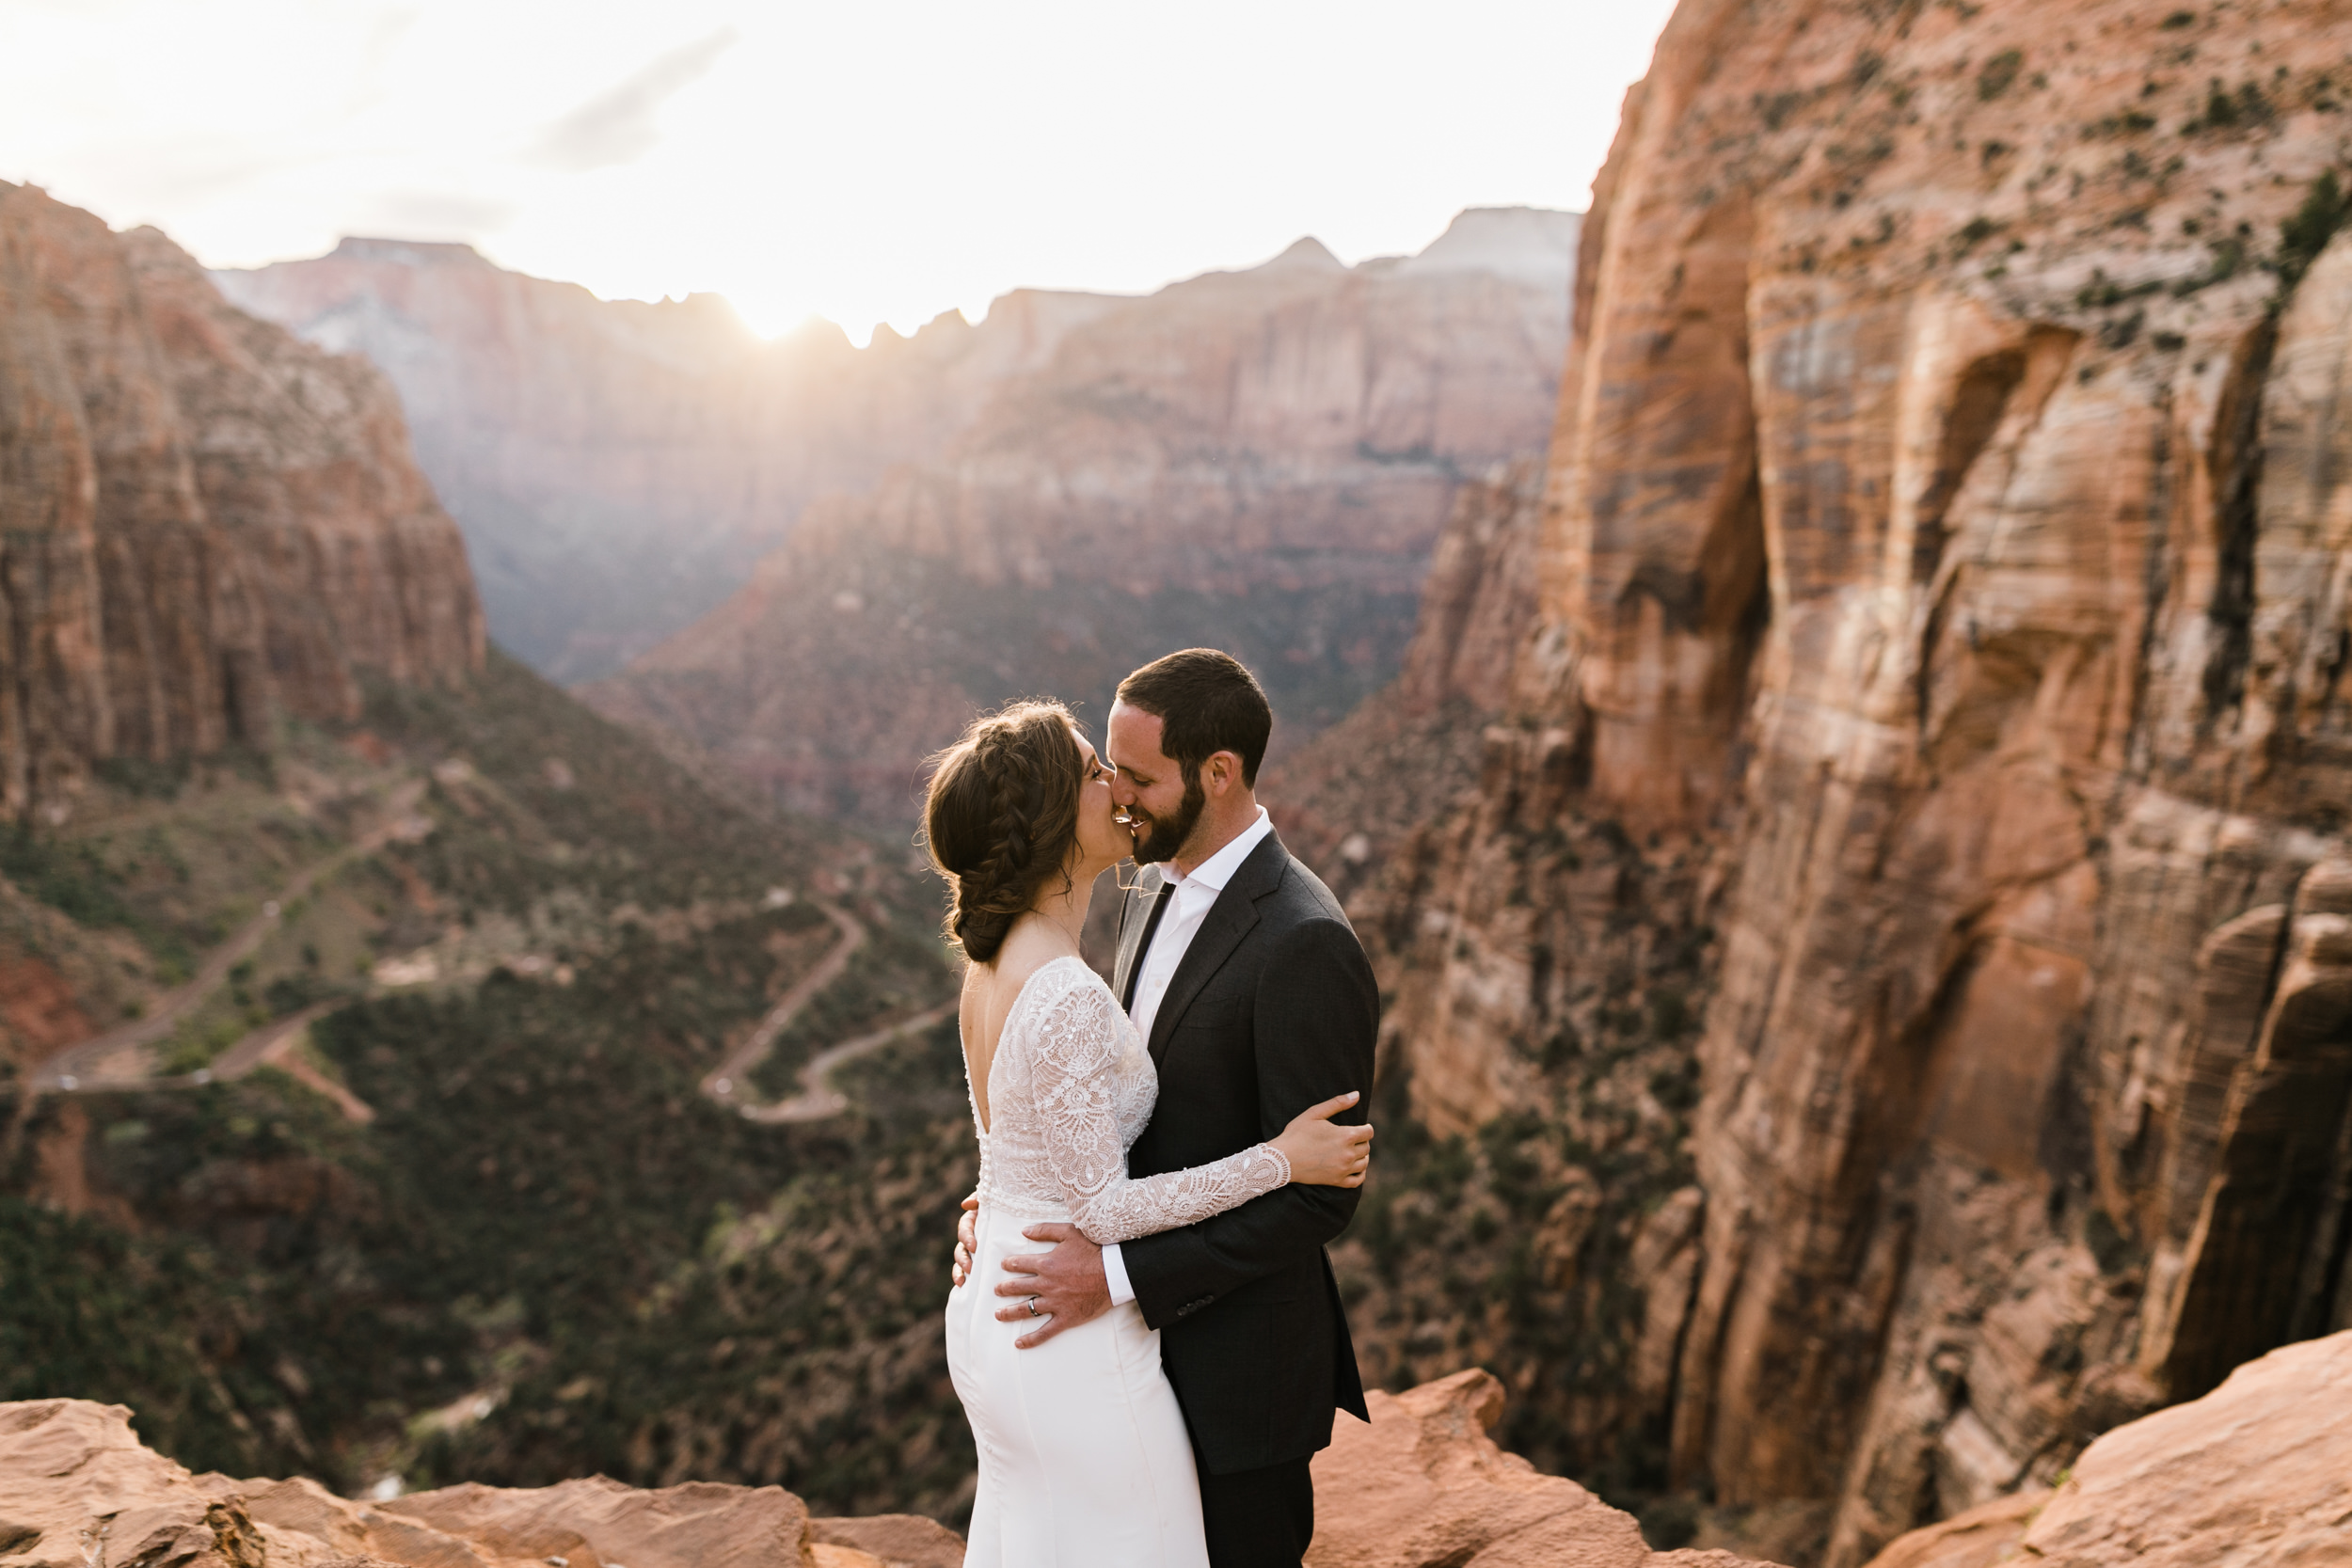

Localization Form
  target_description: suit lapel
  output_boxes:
[1146,833,1287,1068]
[1114,863,1167,1010]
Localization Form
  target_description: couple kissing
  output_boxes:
[930,648,1379,1567]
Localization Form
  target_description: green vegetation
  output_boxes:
[2275,170,2352,293]
[2185,78,2274,133]
[0,653,964,1512]
[0,831,138,930]
[399,1018,980,1519]
[1978,50,2025,103]
[1,1073,465,1481]
[1,645,1722,1532]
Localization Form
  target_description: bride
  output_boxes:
[926,700,1373,1567]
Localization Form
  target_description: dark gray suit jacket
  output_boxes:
[1112,829,1376,1475]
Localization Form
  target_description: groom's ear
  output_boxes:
[1203,750,1243,798]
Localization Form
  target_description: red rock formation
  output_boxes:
[589,213,1577,823]
[0,1397,826,1568]
[1849,1492,2045,1568]
[1310,1,2352,1562]
[3,1379,1783,1568]
[1861,1328,2352,1568]
[808,1513,968,1567]
[1308,1369,1778,1568]
[0,186,483,818]
[215,240,1117,680]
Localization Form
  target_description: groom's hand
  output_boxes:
[995,1223,1108,1348]
[950,1196,978,1287]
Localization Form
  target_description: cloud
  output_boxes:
[527,27,737,173]
[359,188,519,238]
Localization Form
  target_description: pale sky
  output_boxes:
[0,0,1677,342]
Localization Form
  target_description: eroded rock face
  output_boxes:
[1862,1328,2352,1568]
[1307,1369,1779,1568]
[1329,1,2352,1562]
[0,186,483,817]
[584,212,1578,824]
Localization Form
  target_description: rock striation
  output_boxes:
[1299,0,2352,1562]
[215,242,1114,681]
[0,186,483,819]
[586,210,1577,823]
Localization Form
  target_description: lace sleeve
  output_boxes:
[1026,977,1290,1244]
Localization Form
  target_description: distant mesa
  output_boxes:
[327,235,494,268]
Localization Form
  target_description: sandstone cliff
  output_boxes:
[1299,2,2352,1563]
[587,210,1577,823]
[0,186,483,817]
[215,242,1116,681]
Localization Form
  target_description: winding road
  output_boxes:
[737,1000,961,1124]
[24,792,930,1129]
[699,900,961,1123]
[28,780,428,1096]
[700,900,866,1106]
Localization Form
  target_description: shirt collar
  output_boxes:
[1167,806,1273,894]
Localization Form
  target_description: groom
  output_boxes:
[957,647,1377,1567]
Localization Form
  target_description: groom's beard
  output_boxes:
[1129,769,1205,865]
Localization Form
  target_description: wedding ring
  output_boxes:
[1026,1296,1041,1317]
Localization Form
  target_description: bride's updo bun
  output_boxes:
[923,700,1089,964]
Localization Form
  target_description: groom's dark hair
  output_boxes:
[1116,648,1273,786]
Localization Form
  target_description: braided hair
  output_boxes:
[922,701,1089,964]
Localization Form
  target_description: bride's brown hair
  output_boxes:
[923,700,1090,964]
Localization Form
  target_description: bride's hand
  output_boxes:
[1274,1091,1375,1188]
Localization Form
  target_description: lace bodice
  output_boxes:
[966,956,1288,1244]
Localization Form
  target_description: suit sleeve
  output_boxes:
[1120,915,1377,1329]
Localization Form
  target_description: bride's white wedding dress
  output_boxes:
[946,955,1291,1567]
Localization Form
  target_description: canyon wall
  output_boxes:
[1326,2,2352,1562]
[215,243,1118,681]
[0,184,483,818]
[588,210,1579,823]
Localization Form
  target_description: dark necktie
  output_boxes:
[1121,882,1174,1013]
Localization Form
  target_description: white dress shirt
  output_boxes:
[1103,806,1275,1307]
